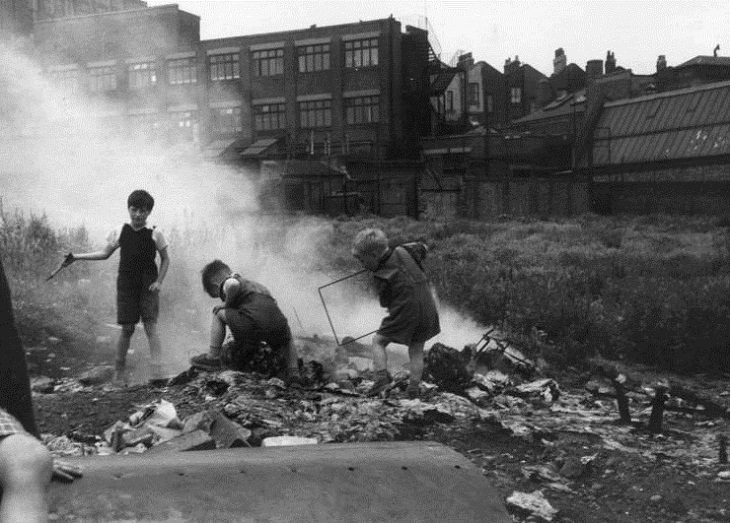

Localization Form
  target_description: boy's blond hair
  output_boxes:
[352,228,388,258]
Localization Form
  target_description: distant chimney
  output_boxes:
[458,52,474,70]
[537,78,553,108]
[656,55,667,72]
[504,55,521,75]
[605,51,616,74]
[553,48,566,76]
[586,59,604,80]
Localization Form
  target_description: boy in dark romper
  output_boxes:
[352,228,440,398]
[69,190,170,383]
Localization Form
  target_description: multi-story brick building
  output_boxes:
[27,2,430,160]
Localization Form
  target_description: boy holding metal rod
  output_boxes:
[352,228,440,398]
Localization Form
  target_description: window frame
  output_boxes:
[209,53,241,81]
[510,86,522,104]
[168,57,197,85]
[253,103,286,131]
[344,38,379,68]
[297,44,331,73]
[299,99,332,128]
[345,95,380,125]
[88,65,117,92]
[252,48,284,77]
[128,61,157,90]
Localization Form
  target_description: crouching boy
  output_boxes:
[352,229,441,398]
[190,260,301,384]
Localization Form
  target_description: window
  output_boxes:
[299,99,331,127]
[468,82,480,106]
[169,110,197,140]
[486,94,494,113]
[209,53,240,81]
[297,44,330,73]
[168,58,197,85]
[345,95,379,124]
[446,91,454,112]
[344,38,378,68]
[211,107,242,136]
[49,69,80,93]
[253,49,283,77]
[88,66,116,92]
[510,86,522,104]
[128,62,157,89]
[254,103,285,130]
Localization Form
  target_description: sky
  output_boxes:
[146,0,729,76]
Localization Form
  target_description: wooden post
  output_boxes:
[648,384,668,434]
[612,374,631,424]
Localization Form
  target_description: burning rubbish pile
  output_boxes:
[32,331,730,521]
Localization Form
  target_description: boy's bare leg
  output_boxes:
[0,434,53,523]
[371,333,389,372]
[143,321,162,377]
[208,310,227,356]
[284,340,300,380]
[408,341,425,384]
[115,324,135,380]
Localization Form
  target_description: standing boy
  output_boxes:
[352,228,440,398]
[190,260,301,384]
[68,190,170,383]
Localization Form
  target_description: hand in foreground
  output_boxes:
[52,458,83,483]
[212,304,226,314]
[148,281,162,292]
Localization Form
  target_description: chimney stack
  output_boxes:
[536,78,553,108]
[458,52,474,70]
[586,59,604,80]
[504,55,521,75]
[656,54,667,72]
[605,51,616,74]
[553,48,566,75]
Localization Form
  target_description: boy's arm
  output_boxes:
[73,229,119,262]
[221,277,241,308]
[149,246,169,292]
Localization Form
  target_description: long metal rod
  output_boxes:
[317,268,368,346]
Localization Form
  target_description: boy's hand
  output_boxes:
[148,281,162,292]
[52,458,83,483]
[212,304,226,314]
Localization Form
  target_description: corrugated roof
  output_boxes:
[676,55,730,68]
[592,80,730,166]
[240,137,279,158]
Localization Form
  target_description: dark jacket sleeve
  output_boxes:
[0,257,39,437]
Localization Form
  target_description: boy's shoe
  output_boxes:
[190,353,223,372]
[406,382,421,400]
[111,369,128,387]
[366,370,393,397]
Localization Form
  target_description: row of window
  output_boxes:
[255,95,379,130]
[110,95,379,139]
[49,38,380,92]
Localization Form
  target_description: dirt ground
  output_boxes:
[27,341,730,523]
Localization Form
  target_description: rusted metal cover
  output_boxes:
[48,441,510,522]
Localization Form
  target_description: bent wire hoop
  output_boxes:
[317,269,376,346]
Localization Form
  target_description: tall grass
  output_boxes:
[3,207,730,374]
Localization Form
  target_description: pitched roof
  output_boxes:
[430,68,458,95]
[592,80,730,166]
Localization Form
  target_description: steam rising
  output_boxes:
[0,39,487,379]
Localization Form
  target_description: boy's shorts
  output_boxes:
[0,407,26,438]
[117,273,159,324]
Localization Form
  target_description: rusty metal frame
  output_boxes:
[317,269,377,346]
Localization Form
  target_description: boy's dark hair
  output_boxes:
[127,190,155,211]
[201,259,231,295]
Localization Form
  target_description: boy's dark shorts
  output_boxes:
[117,272,159,325]
[0,407,26,438]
